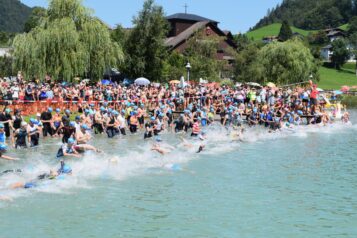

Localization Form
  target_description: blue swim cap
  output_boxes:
[5,108,11,113]
[30,118,36,124]
[56,108,60,113]
[100,106,105,111]
[155,137,162,142]
[0,144,7,151]
[297,110,303,116]
[151,116,156,121]
[121,109,126,114]
[69,121,75,127]
[48,107,53,113]
[253,108,258,113]
[171,164,181,171]
[65,109,70,114]
[158,113,164,118]
[62,165,72,174]
[134,106,138,110]
[0,123,4,128]
[68,138,75,144]
[24,182,36,189]
[108,108,113,113]
[81,124,90,130]
[197,117,202,121]
[90,103,95,107]
[75,116,80,120]
[103,102,108,106]
[85,109,89,113]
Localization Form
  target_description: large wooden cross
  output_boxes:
[184,3,188,14]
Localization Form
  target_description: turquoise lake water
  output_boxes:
[0,111,356,238]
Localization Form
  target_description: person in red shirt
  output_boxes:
[309,80,319,106]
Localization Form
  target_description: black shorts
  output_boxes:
[138,116,144,125]
[302,99,309,103]
[310,98,318,105]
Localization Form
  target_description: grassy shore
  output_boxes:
[318,63,357,89]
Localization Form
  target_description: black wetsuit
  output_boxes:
[15,128,28,148]
[61,126,76,143]
[106,117,116,138]
[144,122,153,139]
[41,111,53,137]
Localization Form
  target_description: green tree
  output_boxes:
[278,20,293,42]
[183,32,225,82]
[234,43,263,82]
[23,7,47,33]
[233,33,251,52]
[0,55,13,77]
[349,33,357,76]
[111,24,127,47]
[123,0,169,81]
[348,16,357,35]
[331,38,350,69]
[257,39,319,85]
[308,30,329,45]
[12,0,123,81]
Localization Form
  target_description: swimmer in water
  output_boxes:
[10,161,72,189]
[0,144,18,161]
[151,144,170,155]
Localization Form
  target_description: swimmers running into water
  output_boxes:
[10,161,72,189]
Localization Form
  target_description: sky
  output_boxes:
[21,0,282,33]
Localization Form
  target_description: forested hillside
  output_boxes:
[0,0,32,32]
[253,0,357,30]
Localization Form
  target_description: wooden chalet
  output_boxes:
[165,13,237,64]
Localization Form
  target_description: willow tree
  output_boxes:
[12,0,123,81]
[257,39,319,85]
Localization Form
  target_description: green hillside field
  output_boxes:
[246,23,313,41]
[318,63,357,89]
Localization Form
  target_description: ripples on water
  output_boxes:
[0,111,357,237]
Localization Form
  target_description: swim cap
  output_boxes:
[108,108,113,113]
[85,109,89,114]
[100,106,105,111]
[253,108,258,113]
[69,121,75,127]
[75,116,80,120]
[121,109,125,114]
[151,116,156,121]
[134,106,138,110]
[48,107,53,113]
[24,182,36,189]
[5,108,11,113]
[0,123,4,128]
[62,165,72,174]
[68,138,75,144]
[81,124,89,130]
[56,108,60,113]
[90,103,95,107]
[158,113,164,118]
[0,144,7,151]
[103,102,108,106]
[65,109,71,114]
[30,118,36,124]
[155,137,162,142]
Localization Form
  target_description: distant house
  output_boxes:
[0,48,11,57]
[320,44,333,61]
[323,28,346,42]
[165,13,237,77]
[320,28,356,62]
[320,44,356,62]
[262,36,279,43]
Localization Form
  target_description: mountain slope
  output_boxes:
[254,0,356,30]
[0,0,32,32]
[246,23,313,41]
